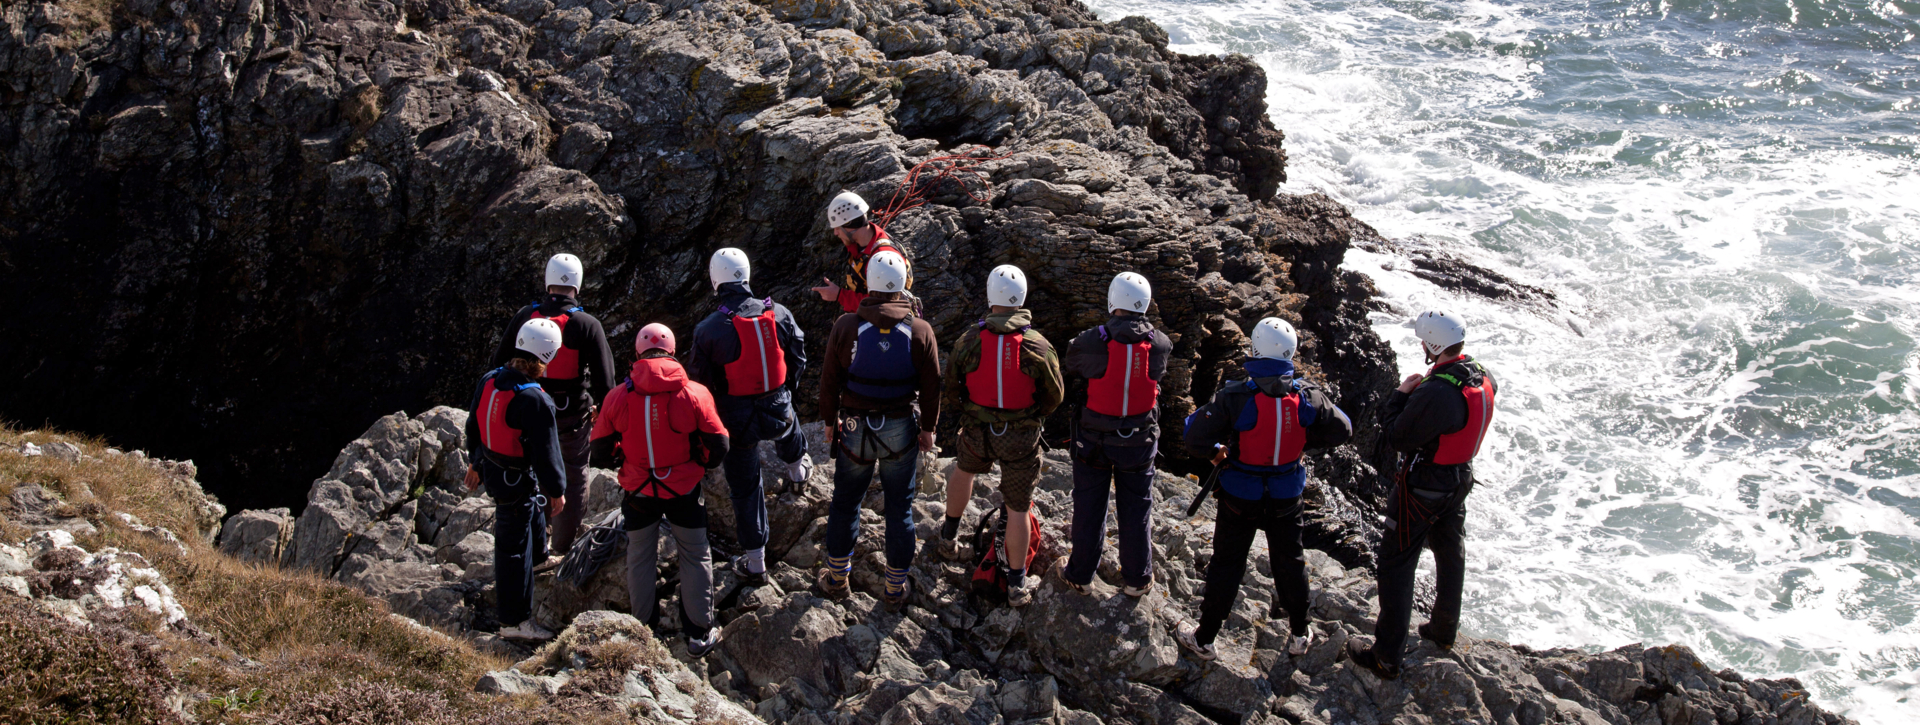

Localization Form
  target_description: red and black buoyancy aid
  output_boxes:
[1236,388,1305,468]
[617,377,703,498]
[1085,326,1157,418]
[479,369,542,460]
[965,323,1036,410]
[1428,359,1495,465]
[722,301,787,396]
[529,305,584,381]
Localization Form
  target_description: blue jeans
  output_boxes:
[825,412,919,570]
[718,393,808,551]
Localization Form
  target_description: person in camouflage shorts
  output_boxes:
[936,265,1065,606]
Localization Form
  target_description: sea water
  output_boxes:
[1084,0,1920,717]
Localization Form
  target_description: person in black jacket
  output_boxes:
[1349,310,1499,679]
[1177,318,1351,661]
[488,254,616,566]
[1058,272,1173,598]
[688,248,812,586]
[464,318,569,642]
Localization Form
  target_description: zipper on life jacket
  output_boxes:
[642,394,657,468]
[752,317,771,392]
[1271,395,1284,465]
[1122,344,1134,414]
[995,334,1006,408]
[1472,388,1493,458]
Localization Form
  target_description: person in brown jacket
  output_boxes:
[935,265,1064,606]
[815,251,942,611]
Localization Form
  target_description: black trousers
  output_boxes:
[1195,492,1310,645]
[482,459,548,627]
[1370,476,1474,667]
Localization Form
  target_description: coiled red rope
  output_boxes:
[874,145,1012,228]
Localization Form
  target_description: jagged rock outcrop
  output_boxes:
[245,408,1860,724]
[480,610,765,724]
[0,0,1394,521]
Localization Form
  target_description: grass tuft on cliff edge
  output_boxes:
[0,424,618,724]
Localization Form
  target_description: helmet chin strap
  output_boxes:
[1422,341,1443,365]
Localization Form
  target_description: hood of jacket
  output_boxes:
[716,282,766,317]
[492,365,539,392]
[981,308,1033,335]
[1243,358,1296,397]
[537,293,580,315]
[857,294,915,327]
[628,356,688,395]
[1103,314,1155,344]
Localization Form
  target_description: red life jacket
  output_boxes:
[723,305,787,396]
[1236,390,1305,467]
[529,307,581,381]
[479,372,541,459]
[965,326,1036,410]
[1086,331,1156,418]
[1429,360,1495,465]
[611,374,707,498]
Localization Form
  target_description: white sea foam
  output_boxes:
[1090,0,1920,718]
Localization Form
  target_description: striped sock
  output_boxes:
[826,554,852,585]
[885,566,909,597]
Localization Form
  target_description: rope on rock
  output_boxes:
[874,146,1011,228]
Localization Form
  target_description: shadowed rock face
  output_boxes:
[0,0,1391,518]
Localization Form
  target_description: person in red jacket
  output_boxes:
[589,323,730,656]
[810,191,910,313]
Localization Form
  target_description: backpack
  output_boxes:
[970,508,1042,602]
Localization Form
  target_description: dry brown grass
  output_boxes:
[0,424,215,550]
[0,424,617,723]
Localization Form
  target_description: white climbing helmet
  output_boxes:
[986,264,1028,307]
[709,247,751,290]
[866,251,909,293]
[636,323,676,356]
[1412,310,1468,358]
[545,253,584,289]
[1108,272,1152,314]
[515,318,565,363]
[1250,317,1298,361]
[827,191,869,228]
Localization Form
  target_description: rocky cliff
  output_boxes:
[0,0,1394,518]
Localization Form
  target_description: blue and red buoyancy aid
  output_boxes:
[723,303,787,396]
[529,305,583,381]
[1085,327,1157,418]
[845,319,916,401]
[479,369,543,460]
[1428,359,1495,465]
[1236,388,1305,468]
[966,324,1036,410]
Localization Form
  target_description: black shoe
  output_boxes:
[1418,622,1454,650]
[732,556,768,587]
[1346,640,1400,680]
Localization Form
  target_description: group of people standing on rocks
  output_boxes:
[461,191,1497,681]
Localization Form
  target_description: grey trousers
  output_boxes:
[623,491,714,637]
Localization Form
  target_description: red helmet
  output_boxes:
[636,323,675,355]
